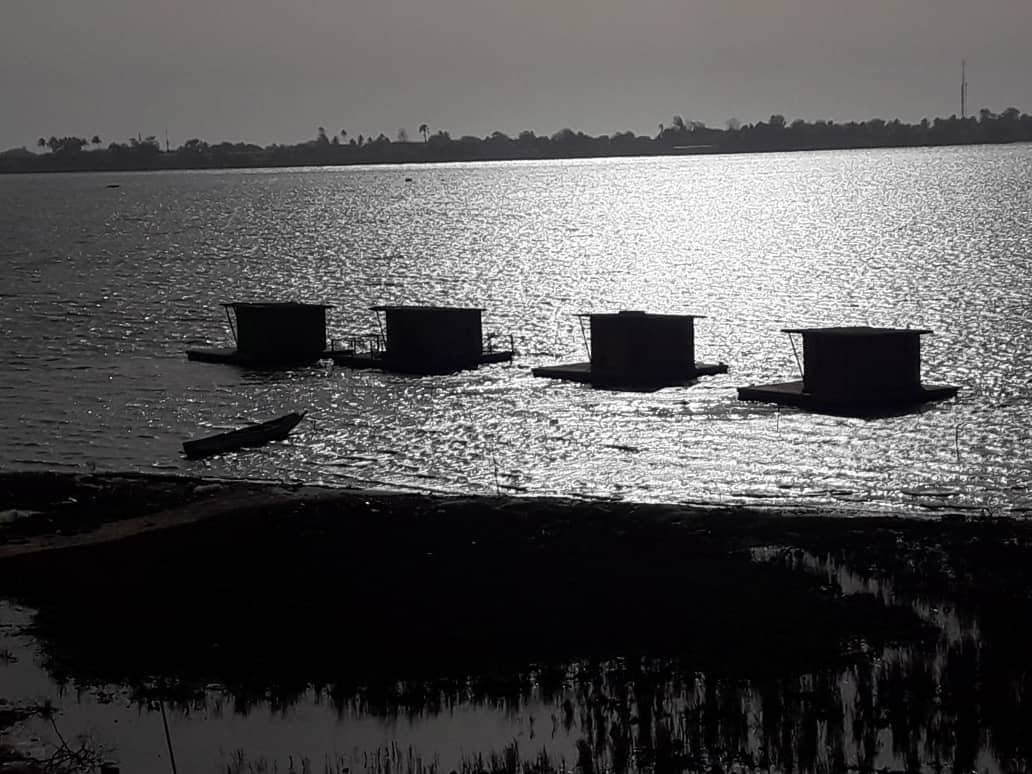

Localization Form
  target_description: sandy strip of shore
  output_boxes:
[0,468,983,561]
[0,468,904,563]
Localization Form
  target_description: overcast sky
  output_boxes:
[2,0,1029,150]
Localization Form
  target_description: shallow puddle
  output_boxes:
[4,541,1029,774]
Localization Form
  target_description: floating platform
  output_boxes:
[532,361,728,391]
[532,310,727,391]
[736,380,959,417]
[330,305,514,375]
[187,302,334,369]
[328,349,513,375]
[186,347,334,367]
[737,325,959,416]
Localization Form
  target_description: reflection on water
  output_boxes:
[3,543,1031,773]
[1,147,1032,509]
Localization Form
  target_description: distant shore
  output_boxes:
[2,139,1029,177]
[5,110,1031,175]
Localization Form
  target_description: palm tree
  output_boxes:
[91,135,101,148]
[419,123,429,143]
[340,129,347,142]
[37,137,46,151]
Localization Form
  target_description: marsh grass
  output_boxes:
[0,699,114,774]
[223,742,557,774]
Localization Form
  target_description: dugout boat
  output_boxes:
[182,411,306,459]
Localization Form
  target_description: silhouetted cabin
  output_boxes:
[329,305,513,374]
[533,310,728,390]
[381,306,483,368]
[794,327,925,399]
[737,326,958,415]
[186,302,333,366]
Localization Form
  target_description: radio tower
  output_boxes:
[961,59,968,118]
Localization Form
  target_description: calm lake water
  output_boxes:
[2,146,1032,511]
[4,146,1032,770]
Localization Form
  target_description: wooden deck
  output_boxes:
[737,380,959,416]
[185,348,333,367]
[531,361,729,391]
[328,349,514,375]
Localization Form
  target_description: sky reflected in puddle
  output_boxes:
[3,539,1028,774]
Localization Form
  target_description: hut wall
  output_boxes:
[802,334,921,398]
[590,314,696,377]
[235,305,328,360]
[384,308,483,365]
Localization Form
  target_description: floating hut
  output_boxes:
[736,326,959,415]
[186,302,334,367]
[532,310,728,390]
[328,305,513,375]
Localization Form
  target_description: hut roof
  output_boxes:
[781,326,932,337]
[222,302,335,309]
[577,310,706,320]
[370,305,485,312]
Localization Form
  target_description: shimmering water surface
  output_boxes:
[2,145,1032,510]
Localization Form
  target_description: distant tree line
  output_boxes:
[3,108,1032,174]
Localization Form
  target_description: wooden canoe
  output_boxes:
[182,412,306,459]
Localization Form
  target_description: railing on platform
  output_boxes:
[330,333,386,356]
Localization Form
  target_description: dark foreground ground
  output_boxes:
[2,471,1032,772]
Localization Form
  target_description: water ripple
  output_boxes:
[2,146,1031,511]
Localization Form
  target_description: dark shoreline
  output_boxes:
[3,138,1030,177]
[2,470,1028,675]
[4,470,1032,771]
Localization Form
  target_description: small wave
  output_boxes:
[9,459,82,469]
[901,486,963,498]
[731,489,791,500]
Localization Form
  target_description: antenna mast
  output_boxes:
[961,59,968,119]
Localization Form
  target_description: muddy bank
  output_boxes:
[0,474,926,682]
[0,473,1019,686]
[4,472,1032,771]
[0,471,335,558]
